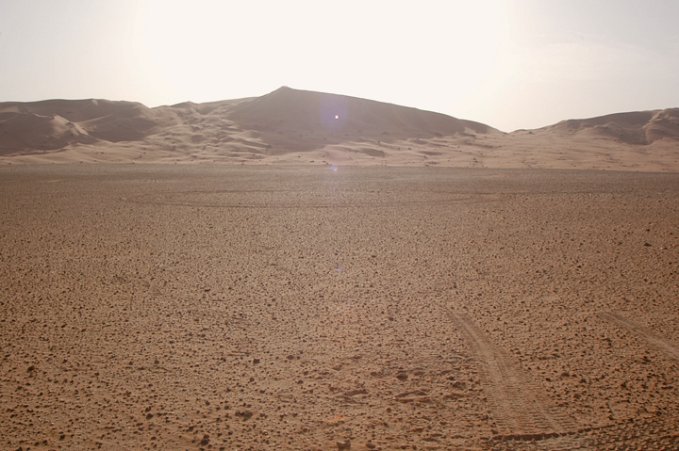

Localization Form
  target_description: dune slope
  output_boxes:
[226,86,497,152]
[537,109,679,145]
[0,99,178,152]
[0,89,677,171]
[0,112,94,154]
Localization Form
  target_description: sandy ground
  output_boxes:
[1,164,678,450]
[2,89,678,172]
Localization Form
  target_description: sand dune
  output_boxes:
[644,108,679,143]
[536,108,679,145]
[0,98,144,122]
[77,102,178,142]
[0,88,677,171]
[0,99,177,151]
[227,86,497,152]
[0,112,94,154]
[1,92,678,449]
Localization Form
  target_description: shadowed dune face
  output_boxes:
[0,99,178,153]
[644,108,679,143]
[0,99,145,122]
[77,104,175,143]
[225,87,498,151]
[0,112,95,153]
[0,89,678,170]
[542,109,679,145]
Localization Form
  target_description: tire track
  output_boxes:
[600,311,679,361]
[485,416,679,450]
[449,312,578,444]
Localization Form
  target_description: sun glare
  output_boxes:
[129,0,512,110]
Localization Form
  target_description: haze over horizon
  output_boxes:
[1,0,678,132]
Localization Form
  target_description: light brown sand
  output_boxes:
[1,165,678,450]
[1,89,678,172]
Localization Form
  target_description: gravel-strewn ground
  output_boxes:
[1,165,678,450]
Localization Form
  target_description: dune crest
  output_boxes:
[226,86,497,152]
[0,89,678,171]
[0,99,177,154]
[539,108,679,145]
[0,112,94,153]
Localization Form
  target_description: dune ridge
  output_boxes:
[538,108,679,145]
[227,86,497,152]
[0,112,94,151]
[0,99,178,155]
[0,88,677,171]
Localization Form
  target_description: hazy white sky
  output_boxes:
[1,0,678,131]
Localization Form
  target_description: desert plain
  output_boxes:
[1,163,678,450]
[1,88,679,450]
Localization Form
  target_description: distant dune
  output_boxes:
[537,108,679,145]
[0,112,94,152]
[0,88,677,171]
[227,86,496,152]
[0,99,177,154]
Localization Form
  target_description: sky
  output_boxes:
[1,0,678,132]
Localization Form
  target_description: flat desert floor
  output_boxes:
[1,165,678,450]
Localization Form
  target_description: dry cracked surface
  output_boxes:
[1,165,678,450]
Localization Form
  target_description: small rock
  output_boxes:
[235,410,253,420]
[200,434,210,446]
[337,439,351,450]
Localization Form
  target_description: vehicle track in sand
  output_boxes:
[484,416,679,450]
[448,311,581,447]
[451,311,679,449]
[600,311,679,362]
